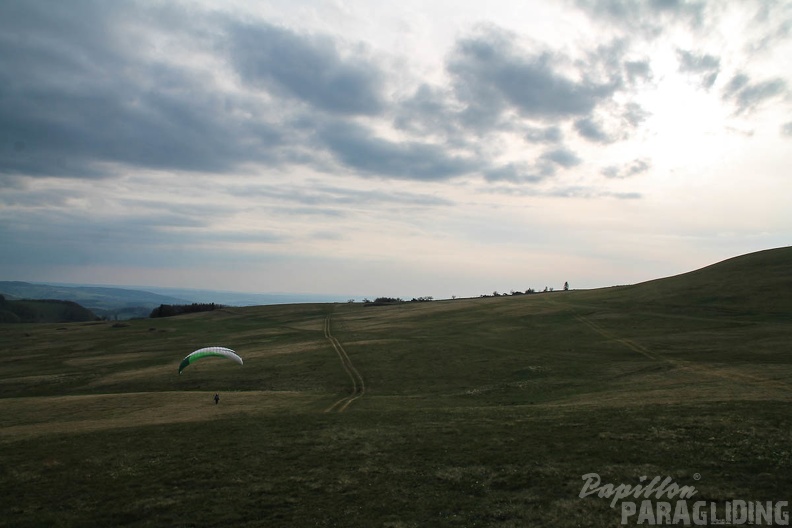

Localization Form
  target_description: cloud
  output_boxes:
[540,148,582,168]
[487,184,642,200]
[524,125,563,143]
[744,1,792,54]
[574,117,614,143]
[575,0,706,35]
[547,186,642,199]
[677,49,720,89]
[392,84,465,140]
[0,3,659,190]
[227,21,385,116]
[483,147,580,183]
[782,122,792,137]
[622,102,650,127]
[447,27,620,126]
[624,60,653,84]
[601,158,651,179]
[0,2,292,178]
[722,72,788,114]
[677,49,720,73]
[317,121,479,181]
[227,182,456,209]
[483,163,549,183]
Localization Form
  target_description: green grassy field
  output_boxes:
[1,248,791,527]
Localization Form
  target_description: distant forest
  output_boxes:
[149,303,224,318]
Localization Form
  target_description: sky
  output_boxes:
[1,0,790,300]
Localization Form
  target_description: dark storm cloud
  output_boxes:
[723,73,788,114]
[227,21,385,116]
[677,49,720,89]
[447,28,620,125]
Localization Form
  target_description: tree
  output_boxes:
[564,281,569,291]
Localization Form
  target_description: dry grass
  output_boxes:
[0,391,322,440]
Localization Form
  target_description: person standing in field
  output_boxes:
[214,393,220,405]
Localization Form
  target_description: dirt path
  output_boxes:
[575,314,792,395]
[323,312,365,412]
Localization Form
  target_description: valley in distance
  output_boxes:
[1,246,790,527]
[0,281,357,321]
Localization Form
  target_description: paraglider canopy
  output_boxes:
[178,347,243,374]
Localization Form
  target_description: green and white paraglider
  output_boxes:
[178,347,243,374]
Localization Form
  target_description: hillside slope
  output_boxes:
[0,296,97,323]
[575,246,792,318]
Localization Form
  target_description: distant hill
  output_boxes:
[0,282,188,320]
[0,296,97,323]
[579,246,792,319]
[139,287,353,307]
[0,281,355,320]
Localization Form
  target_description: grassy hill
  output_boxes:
[576,246,792,319]
[0,247,790,527]
[0,296,97,323]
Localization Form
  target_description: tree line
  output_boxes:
[481,282,568,297]
[354,282,570,305]
[149,303,224,318]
